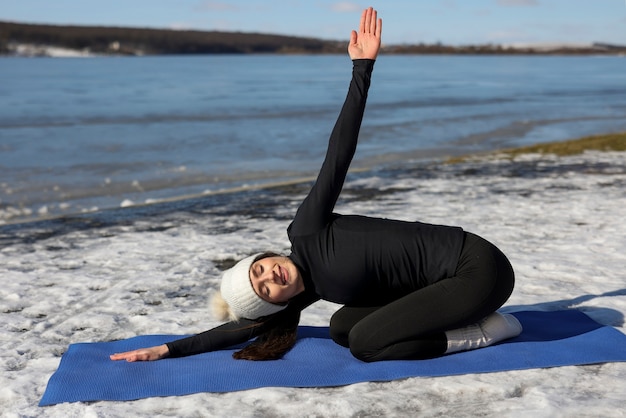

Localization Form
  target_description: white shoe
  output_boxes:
[445,312,522,354]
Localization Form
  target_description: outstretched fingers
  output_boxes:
[360,7,381,36]
[375,13,382,38]
[109,344,169,362]
[359,7,367,34]
[348,7,382,60]
[368,8,377,35]
[110,350,146,362]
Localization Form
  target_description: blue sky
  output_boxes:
[2,0,625,45]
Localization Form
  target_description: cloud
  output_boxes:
[330,2,361,13]
[496,0,538,6]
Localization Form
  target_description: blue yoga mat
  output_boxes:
[40,310,626,406]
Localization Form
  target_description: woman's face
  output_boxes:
[249,255,304,304]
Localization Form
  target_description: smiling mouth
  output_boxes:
[279,266,289,285]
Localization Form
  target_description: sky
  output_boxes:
[1,0,625,46]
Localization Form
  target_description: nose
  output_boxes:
[257,266,278,285]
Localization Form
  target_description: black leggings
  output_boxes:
[329,232,515,362]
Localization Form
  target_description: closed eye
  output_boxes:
[251,264,263,278]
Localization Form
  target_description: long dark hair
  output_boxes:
[232,252,301,361]
[232,311,300,360]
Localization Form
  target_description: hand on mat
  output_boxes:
[110,344,170,362]
[348,7,382,60]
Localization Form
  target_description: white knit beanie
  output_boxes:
[214,254,288,321]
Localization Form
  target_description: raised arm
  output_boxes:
[288,8,382,237]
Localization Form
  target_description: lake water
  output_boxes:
[1,54,625,223]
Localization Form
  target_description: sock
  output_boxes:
[445,312,522,354]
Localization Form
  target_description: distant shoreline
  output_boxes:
[2,131,624,227]
[2,21,625,57]
[446,131,626,164]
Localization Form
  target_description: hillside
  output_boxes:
[0,21,344,55]
[2,21,625,56]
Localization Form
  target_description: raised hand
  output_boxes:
[348,7,382,60]
[109,344,170,362]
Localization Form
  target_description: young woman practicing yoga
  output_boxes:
[111,7,521,364]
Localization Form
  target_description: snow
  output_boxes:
[1,150,625,417]
[8,43,95,58]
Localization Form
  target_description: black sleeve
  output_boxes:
[165,318,265,358]
[288,59,375,237]
[165,289,320,358]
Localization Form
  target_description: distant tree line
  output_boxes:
[384,42,626,55]
[1,21,625,56]
[0,21,345,55]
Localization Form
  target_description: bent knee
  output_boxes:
[347,328,380,362]
[349,346,378,363]
[329,315,350,348]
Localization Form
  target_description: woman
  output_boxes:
[111,7,521,364]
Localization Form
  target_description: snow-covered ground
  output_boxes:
[1,150,625,417]
[6,43,95,58]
